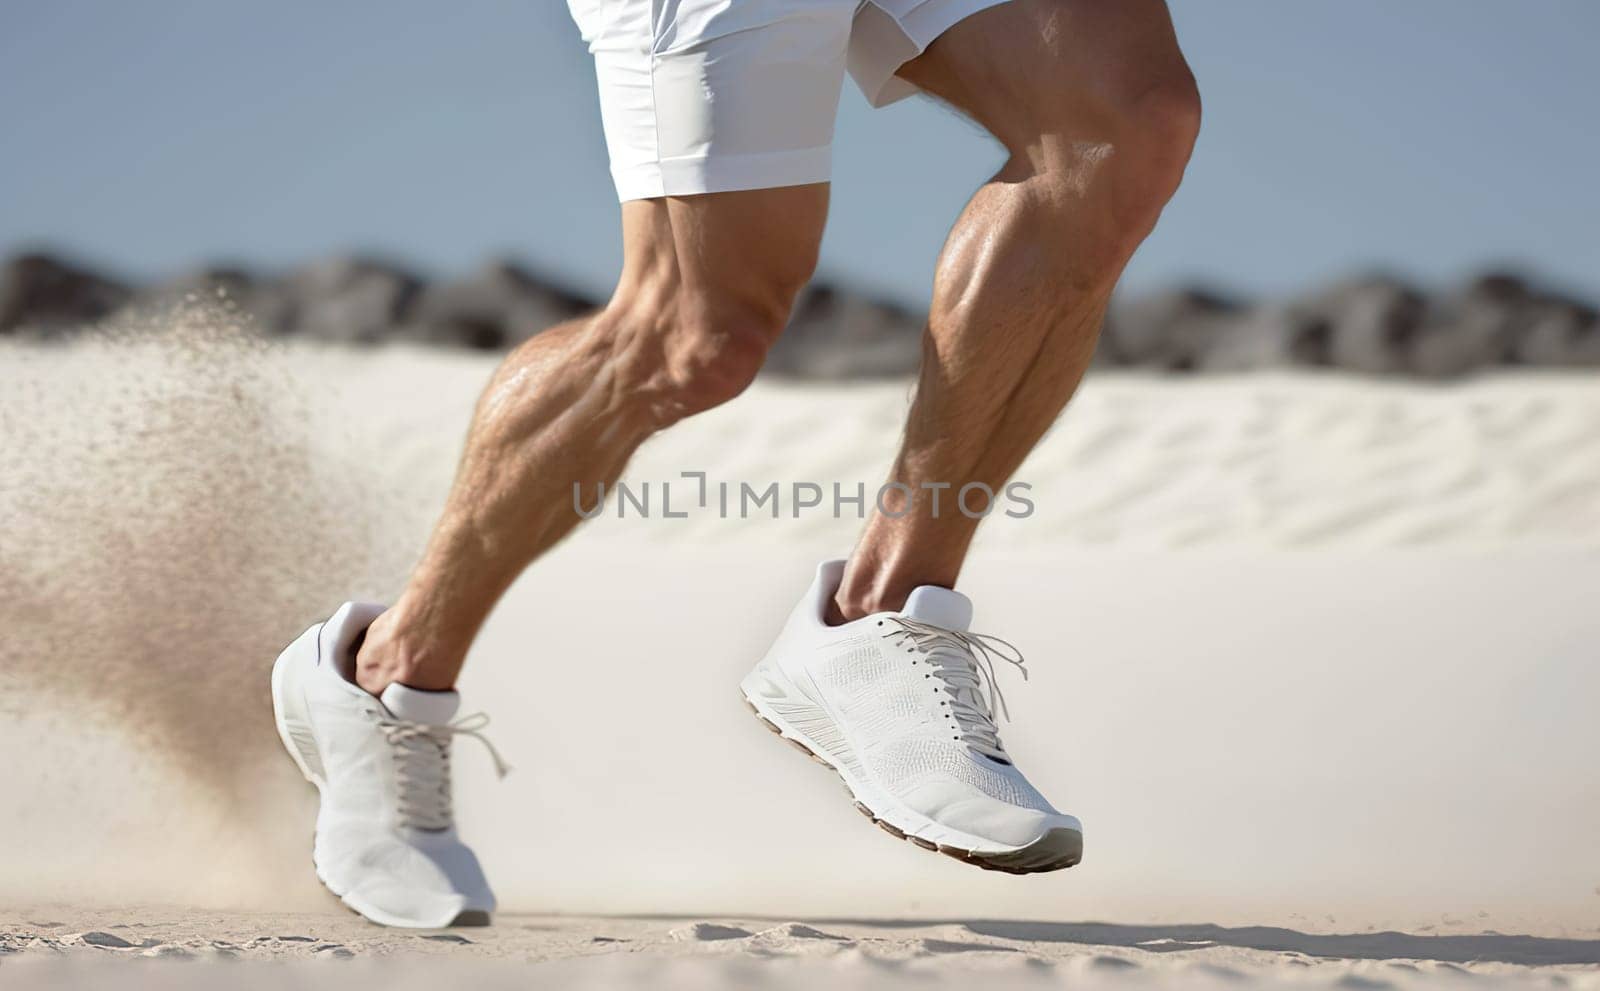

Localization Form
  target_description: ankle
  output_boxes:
[834,548,961,624]
[830,572,912,625]
[354,608,461,696]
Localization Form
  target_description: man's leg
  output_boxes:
[356,185,829,694]
[834,0,1200,618]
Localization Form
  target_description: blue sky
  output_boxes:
[3,0,1597,307]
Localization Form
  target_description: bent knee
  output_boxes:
[605,280,805,430]
[1014,27,1200,214]
[1016,67,1198,269]
[1122,69,1202,194]
[658,305,780,419]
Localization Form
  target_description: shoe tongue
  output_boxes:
[901,585,973,632]
[380,684,461,725]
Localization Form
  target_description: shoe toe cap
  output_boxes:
[341,835,496,927]
[348,880,481,929]
[902,782,1082,851]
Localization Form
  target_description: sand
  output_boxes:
[4,910,1600,990]
[2,312,1597,984]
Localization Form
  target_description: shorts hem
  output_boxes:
[611,145,834,202]
[852,0,1017,108]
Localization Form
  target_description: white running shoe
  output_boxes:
[271,602,504,928]
[741,561,1083,873]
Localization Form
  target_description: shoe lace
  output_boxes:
[374,712,510,831]
[883,617,1028,763]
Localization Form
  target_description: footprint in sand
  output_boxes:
[1081,954,1140,971]
[920,938,1019,954]
[671,922,753,942]
[756,923,848,941]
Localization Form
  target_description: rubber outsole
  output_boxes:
[743,697,1082,875]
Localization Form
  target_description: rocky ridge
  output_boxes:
[4,253,1596,378]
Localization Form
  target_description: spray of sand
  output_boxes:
[0,298,422,907]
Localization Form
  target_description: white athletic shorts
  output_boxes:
[566,0,1011,201]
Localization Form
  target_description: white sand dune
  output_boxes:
[302,345,1600,552]
[2,317,1598,983]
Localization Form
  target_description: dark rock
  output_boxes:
[1194,304,1332,371]
[1104,287,1243,369]
[280,257,420,344]
[1462,270,1530,305]
[766,285,924,379]
[7,251,1600,377]
[401,260,592,350]
[1511,294,1600,367]
[153,266,295,332]
[1298,275,1426,375]
[0,253,131,333]
[1409,272,1529,378]
[158,265,256,302]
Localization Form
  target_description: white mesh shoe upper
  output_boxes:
[810,628,1057,814]
[758,561,1079,849]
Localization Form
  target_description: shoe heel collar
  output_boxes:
[318,601,387,680]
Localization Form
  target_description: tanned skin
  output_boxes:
[356,0,1199,694]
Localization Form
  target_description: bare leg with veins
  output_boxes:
[356,187,830,693]
[835,0,1199,619]
[357,0,1199,691]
